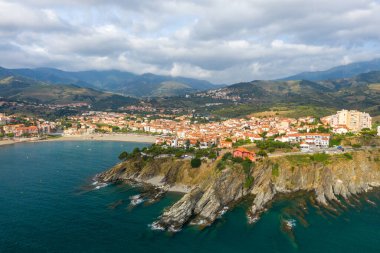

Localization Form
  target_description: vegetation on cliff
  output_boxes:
[99,147,380,232]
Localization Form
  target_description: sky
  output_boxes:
[0,0,380,84]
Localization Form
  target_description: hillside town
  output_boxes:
[1,109,377,153]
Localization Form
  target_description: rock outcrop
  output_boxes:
[99,149,380,231]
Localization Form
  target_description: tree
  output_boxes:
[257,150,268,157]
[222,152,232,161]
[191,158,202,168]
[6,133,14,138]
[259,131,267,139]
[118,151,129,161]
[208,152,217,160]
[132,147,140,155]
[175,150,184,158]
[185,139,191,149]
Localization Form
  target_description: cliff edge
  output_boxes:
[98,149,380,231]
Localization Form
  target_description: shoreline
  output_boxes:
[145,176,192,193]
[0,134,156,147]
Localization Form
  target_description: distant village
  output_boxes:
[1,109,378,156]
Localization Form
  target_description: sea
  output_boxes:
[1,141,380,253]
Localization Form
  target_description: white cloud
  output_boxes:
[170,63,212,79]
[0,0,380,83]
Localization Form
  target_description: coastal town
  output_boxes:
[1,109,378,157]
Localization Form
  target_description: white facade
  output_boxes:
[329,110,372,132]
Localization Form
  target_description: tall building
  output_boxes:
[329,110,372,132]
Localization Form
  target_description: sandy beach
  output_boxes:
[0,134,156,147]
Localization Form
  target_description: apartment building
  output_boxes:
[325,110,372,132]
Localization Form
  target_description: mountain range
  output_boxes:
[191,70,380,118]
[281,58,380,81]
[0,67,217,97]
[1,59,379,118]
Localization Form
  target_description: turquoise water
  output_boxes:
[1,141,380,253]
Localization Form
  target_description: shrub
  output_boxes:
[343,153,353,160]
[118,151,129,161]
[244,176,254,189]
[216,160,226,171]
[232,157,244,163]
[132,147,140,154]
[208,152,217,160]
[272,163,280,177]
[222,152,232,161]
[242,159,253,173]
[6,133,14,138]
[310,153,330,163]
[255,140,294,151]
[175,150,184,158]
[191,158,202,168]
[257,150,268,157]
[233,139,252,147]
[329,135,343,147]
[352,144,362,149]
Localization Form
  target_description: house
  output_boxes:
[233,147,256,162]
[332,125,349,134]
[3,124,24,134]
[243,133,263,142]
[219,140,233,148]
[15,126,38,137]
[99,125,113,133]
[276,133,330,148]
[0,113,9,125]
[300,143,310,152]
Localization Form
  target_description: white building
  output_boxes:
[325,110,372,132]
[275,133,330,148]
[0,113,9,125]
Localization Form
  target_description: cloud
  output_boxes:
[0,0,380,83]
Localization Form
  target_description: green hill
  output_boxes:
[188,71,380,118]
[0,76,137,110]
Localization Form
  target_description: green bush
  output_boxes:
[257,150,268,157]
[310,153,330,163]
[343,153,353,160]
[255,140,294,152]
[272,163,280,177]
[329,135,343,147]
[191,158,202,168]
[222,152,232,161]
[351,144,362,148]
[233,139,252,147]
[175,150,184,158]
[244,176,254,189]
[216,160,226,171]
[118,151,129,161]
[242,159,252,174]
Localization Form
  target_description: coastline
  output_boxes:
[145,176,192,193]
[0,133,156,147]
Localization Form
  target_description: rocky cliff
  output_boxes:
[98,149,380,231]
